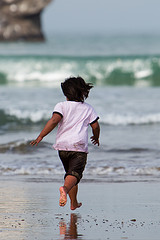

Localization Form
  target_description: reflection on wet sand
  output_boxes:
[59,213,83,240]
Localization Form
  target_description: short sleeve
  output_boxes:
[53,102,63,118]
[89,106,99,125]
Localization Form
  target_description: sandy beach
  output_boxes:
[0,176,160,240]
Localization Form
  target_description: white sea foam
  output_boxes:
[0,55,159,87]
[134,69,152,79]
[10,71,68,84]
[6,109,50,122]
[0,166,64,176]
[102,113,160,125]
[0,58,74,85]
[1,165,160,177]
[85,166,160,177]
[5,108,160,125]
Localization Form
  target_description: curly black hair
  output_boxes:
[61,76,93,102]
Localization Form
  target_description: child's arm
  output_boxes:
[90,121,100,146]
[30,113,62,146]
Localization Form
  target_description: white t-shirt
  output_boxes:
[53,101,99,153]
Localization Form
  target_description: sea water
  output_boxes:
[0,33,160,182]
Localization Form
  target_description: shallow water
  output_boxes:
[0,85,160,182]
[1,33,160,182]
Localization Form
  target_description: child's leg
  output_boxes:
[68,185,82,210]
[59,151,86,209]
[59,175,77,207]
[59,175,82,210]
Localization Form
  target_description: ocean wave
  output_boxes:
[102,113,160,125]
[6,108,50,123]
[0,140,52,154]
[0,165,64,176]
[0,109,49,129]
[1,164,160,178]
[1,140,159,178]
[85,166,160,176]
[0,139,153,155]
[0,55,160,86]
[1,109,160,128]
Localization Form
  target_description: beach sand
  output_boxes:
[0,176,160,240]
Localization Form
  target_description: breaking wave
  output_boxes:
[0,140,160,179]
[0,55,160,86]
[0,140,52,154]
[102,113,160,125]
[1,109,160,129]
[85,166,160,177]
[0,109,49,130]
[1,165,160,178]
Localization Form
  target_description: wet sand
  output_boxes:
[0,176,160,240]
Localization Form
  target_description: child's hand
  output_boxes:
[30,136,43,146]
[90,136,99,146]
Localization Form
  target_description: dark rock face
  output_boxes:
[0,0,52,41]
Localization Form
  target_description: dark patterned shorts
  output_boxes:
[58,151,87,184]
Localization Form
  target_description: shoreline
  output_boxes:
[1,174,160,183]
[0,176,160,239]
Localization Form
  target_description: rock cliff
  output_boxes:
[0,0,52,41]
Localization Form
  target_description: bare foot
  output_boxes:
[70,202,82,210]
[59,186,67,207]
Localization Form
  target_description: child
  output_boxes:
[30,76,100,210]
